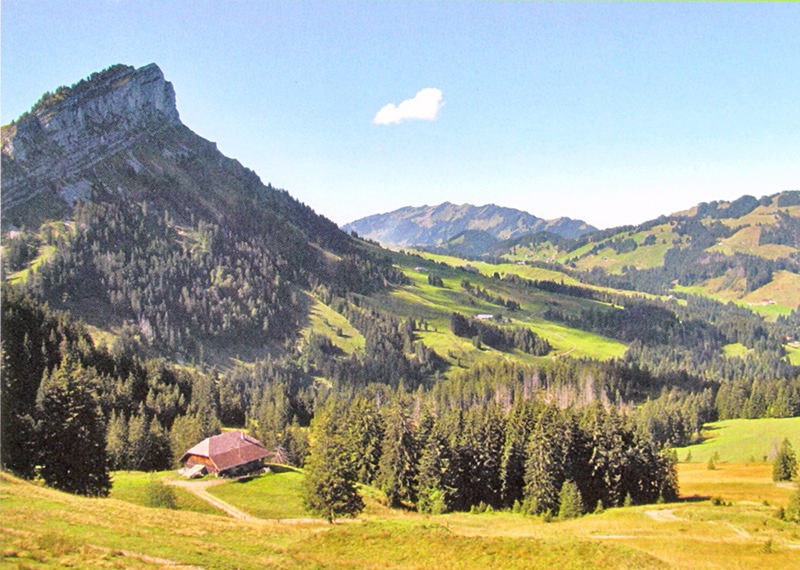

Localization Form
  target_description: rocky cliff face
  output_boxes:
[2,64,180,222]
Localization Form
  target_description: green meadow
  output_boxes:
[787,344,800,366]
[3,459,799,569]
[674,418,800,464]
[301,293,365,354]
[207,468,309,519]
[361,253,629,374]
[109,470,224,515]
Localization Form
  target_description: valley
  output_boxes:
[1,63,799,569]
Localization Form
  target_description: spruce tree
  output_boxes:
[523,407,566,514]
[773,438,798,482]
[169,413,205,467]
[557,480,584,520]
[35,356,111,496]
[345,397,384,484]
[303,406,364,523]
[377,403,418,507]
[416,417,454,514]
[106,411,130,470]
[500,400,537,507]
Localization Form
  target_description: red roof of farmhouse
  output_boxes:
[181,431,271,472]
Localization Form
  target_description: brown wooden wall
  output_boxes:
[185,455,217,473]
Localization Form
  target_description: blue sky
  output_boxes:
[2,2,798,229]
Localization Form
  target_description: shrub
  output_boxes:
[144,479,177,509]
[417,487,448,515]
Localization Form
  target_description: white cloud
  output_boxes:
[373,88,444,125]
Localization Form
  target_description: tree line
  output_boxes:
[3,284,797,499]
[449,312,551,355]
[304,393,678,521]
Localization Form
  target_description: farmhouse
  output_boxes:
[179,431,273,478]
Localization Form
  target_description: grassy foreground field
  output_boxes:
[3,460,799,569]
[109,470,223,516]
[207,468,308,519]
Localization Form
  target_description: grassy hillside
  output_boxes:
[378,252,628,370]
[300,293,365,355]
[675,270,800,320]
[3,463,799,569]
[109,470,224,515]
[208,468,308,519]
[564,224,680,274]
[674,418,800,464]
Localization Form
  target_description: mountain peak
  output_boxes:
[2,63,180,221]
[13,63,179,131]
[344,202,596,247]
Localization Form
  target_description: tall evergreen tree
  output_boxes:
[169,413,206,467]
[557,480,584,520]
[35,356,111,496]
[500,400,538,507]
[345,397,384,484]
[106,411,130,470]
[303,405,364,523]
[416,416,455,513]
[773,438,798,482]
[524,407,567,514]
[377,403,418,507]
[472,405,506,507]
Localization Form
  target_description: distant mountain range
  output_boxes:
[343,202,597,247]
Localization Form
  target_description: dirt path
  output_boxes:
[87,544,205,569]
[550,331,577,359]
[166,478,260,522]
[166,477,348,525]
[644,509,682,522]
[724,522,751,539]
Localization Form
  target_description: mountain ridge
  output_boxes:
[2,64,181,224]
[1,63,402,361]
[343,202,597,247]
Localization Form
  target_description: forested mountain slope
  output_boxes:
[1,64,403,360]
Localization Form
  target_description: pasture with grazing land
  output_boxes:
[673,418,800,464]
[206,468,309,519]
[109,470,224,516]
[3,461,800,569]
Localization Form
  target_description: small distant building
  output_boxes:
[179,431,273,478]
[475,314,494,321]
